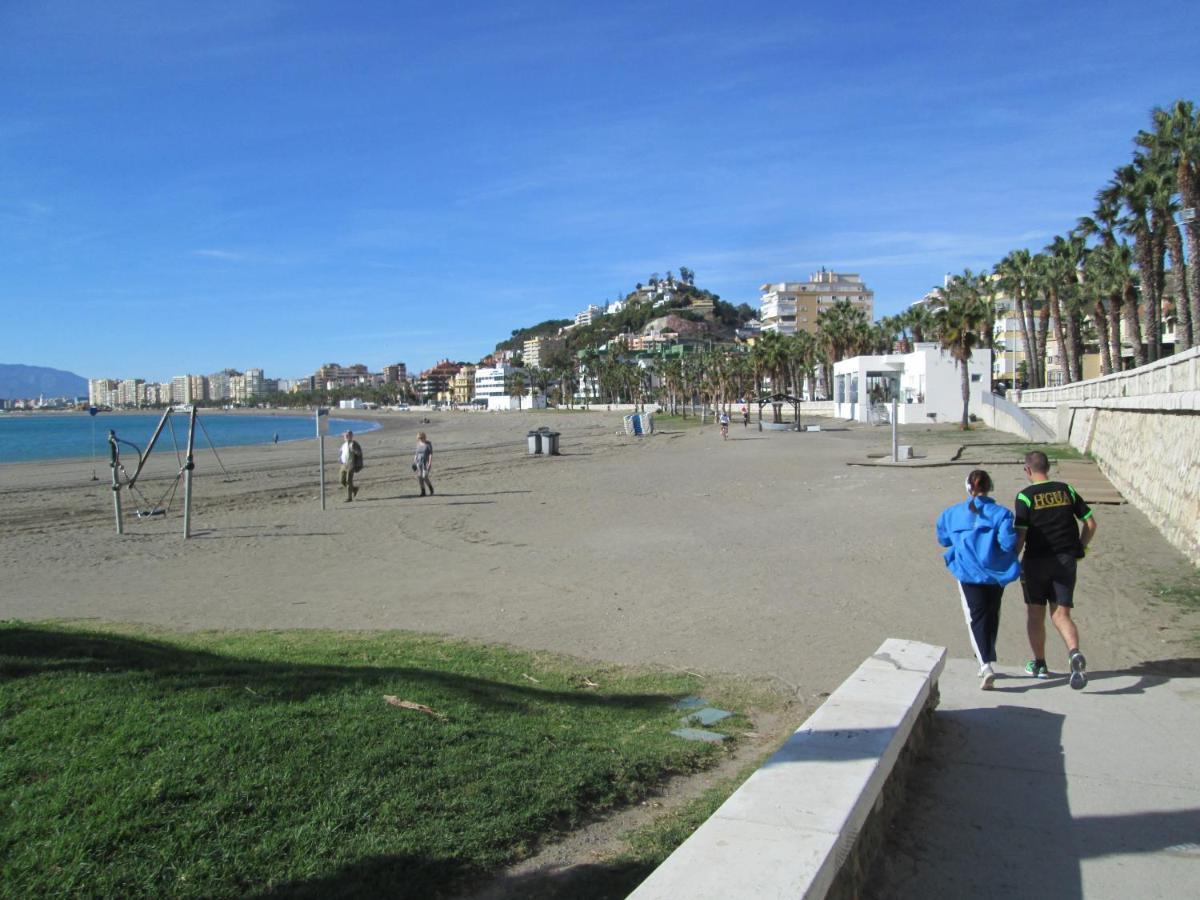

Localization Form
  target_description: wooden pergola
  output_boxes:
[753,393,804,427]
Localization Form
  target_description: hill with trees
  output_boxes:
[496,270,757,357]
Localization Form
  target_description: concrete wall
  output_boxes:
[1013,347,1200,566]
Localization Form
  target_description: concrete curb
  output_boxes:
[628,638,946,899]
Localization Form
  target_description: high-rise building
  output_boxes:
[760,271,874,335]
[383,363,408,383]
[88,378,119,408]
[523,336,565,369]
[118,379,144,407]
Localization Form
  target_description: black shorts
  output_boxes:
[1021,553,1077,608]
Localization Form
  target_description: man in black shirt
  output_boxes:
[1014,450,1098,689]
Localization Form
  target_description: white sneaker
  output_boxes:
[980,664,996,690]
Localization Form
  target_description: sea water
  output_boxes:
[0,412,379,464]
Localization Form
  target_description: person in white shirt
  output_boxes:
[338,431,362,501]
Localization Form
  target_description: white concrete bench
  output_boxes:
[629,638,946,899]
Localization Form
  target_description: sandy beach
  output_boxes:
[2,409,1196,700]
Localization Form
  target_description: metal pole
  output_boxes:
[182,405,197,539]
[108,430,123,535]
[128,406,174,487]
[316,410,326,511]
[891,396,899,462]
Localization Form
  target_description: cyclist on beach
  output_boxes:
[719,411,730,440]
[1014,450,1097,689]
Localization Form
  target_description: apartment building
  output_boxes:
[523,336,565,369]
[575,304,605,327]
[760,271,874,335]
[382,363,408,383]
[312,363,371,391]
[473,364,545,411]
[88,378,119,408]
[450,366,476,405]
[416,360,461,402]
[117,379,144,407]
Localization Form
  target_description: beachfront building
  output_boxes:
[170,375,208,405]
[523,336,565,369]
[450,366,476,406]
[382,363,408,384]
[416,359,462,403]
[88,378,119,408]
[832,343,993,425]
[760,271,874,336]
[312,363,371,391]
[117,379,144,407]
[474,364,546,411]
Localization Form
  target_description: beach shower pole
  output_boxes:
[891,396,899,462]
[182,405,197,539]
[108,430,124,535]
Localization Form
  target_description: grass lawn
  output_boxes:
[0,623,760,899]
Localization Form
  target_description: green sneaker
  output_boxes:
[1024,660,1049,679]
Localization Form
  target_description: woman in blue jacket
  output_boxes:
[936,469,1020,689]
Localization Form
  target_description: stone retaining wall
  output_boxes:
[1014,347,1200,566]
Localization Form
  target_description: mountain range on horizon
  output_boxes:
[0,364,88,400]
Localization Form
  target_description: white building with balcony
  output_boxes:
[473,365,546,411]
[760,271,874,335]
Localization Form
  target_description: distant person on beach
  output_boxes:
[413,431,434,497]
[339,430,362,502]
[741,405,749,428]
[719,411,730,440]
[936,469,1020,690]
[1014,450,1097,689]
[273,432,279,445]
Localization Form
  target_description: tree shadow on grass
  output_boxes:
[247,852,654,900]
[0,625,683,714]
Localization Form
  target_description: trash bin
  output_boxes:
[526,431,542,455]
[540,431,560,455]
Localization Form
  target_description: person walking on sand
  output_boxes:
[1014,450,1097,689]
[936,469,1021,690]
[741,405,749,428]
[413,431,434,497]
[339,430,363,502]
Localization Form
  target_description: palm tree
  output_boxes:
[816,300,870,397]
[1077,196,1126,374]
[995,249,1042,387]
[659,357,683,415]
[935,292,986,428]
[505,371,527,410]
[752,331,790,422]
[1139,100,1200,350]
[906,304,935,344]
[1108,164,1163,362]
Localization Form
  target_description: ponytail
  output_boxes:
[966,469,993,514]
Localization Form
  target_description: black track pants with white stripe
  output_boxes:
[957,582,1005,666]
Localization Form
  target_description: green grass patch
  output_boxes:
[0,623,758,899]
[1151,573,1200,611]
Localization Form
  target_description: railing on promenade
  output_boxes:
[1016,346,1200,406]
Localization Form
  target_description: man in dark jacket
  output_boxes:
[1014,450,1098,688]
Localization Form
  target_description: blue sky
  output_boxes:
[2,0,1197,382]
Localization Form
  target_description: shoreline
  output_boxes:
[0,410,386,467]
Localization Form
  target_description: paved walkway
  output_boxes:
[871,656,1200,899]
